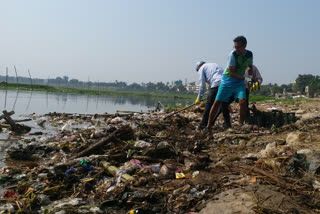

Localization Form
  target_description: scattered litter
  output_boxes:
[0,100,319,213]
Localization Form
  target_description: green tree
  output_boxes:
[294,74,315,93]
[69,79,79,88]
[309,76,320,94]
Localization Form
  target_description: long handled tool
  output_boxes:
[163,98,205,119]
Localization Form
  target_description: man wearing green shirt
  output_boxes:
[207,36,253,128]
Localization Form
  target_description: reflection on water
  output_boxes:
[0,90,191,115]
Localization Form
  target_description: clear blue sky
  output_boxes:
[0,0,319,85]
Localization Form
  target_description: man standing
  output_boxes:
[244,65,263,108]
[220,65,263,127]
[207,36,253,128]
[194,61,224,129]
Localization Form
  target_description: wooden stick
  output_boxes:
[74,126,131,158]
[0,111,15,120]
[163,98,205,119]
[2,110,19,131]
[116,110,148,114]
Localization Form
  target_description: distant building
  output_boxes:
[275,92,307,99]
[185,82,199,92]
[305,86,315,98]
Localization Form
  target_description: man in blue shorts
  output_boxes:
[207,36,253,128]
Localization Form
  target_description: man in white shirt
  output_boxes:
[244,65,263,108]
[194,61,225,129]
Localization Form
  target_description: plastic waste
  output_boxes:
[107,170,126,192]
[39,136,48,143]
[175,169,185,179]
[157,141,171,149]
[259,142,277,158]
[35,183,46,192]
[98,177,113,191]
[129,208,150,214]
[3,190,18,198]
[100,161,133,183]
[89,207,102,213]
[81,177,94,183]
[288,153,309,171]
[130,159,146,169]
[38,173,48,179]
[159,165,169,177]
[192,171,199,178]
[312,180,320,190]
[61,120,73,131]
[110,117,125,124]
[65,167,75,176]
[190,188,207,199]
[38,194,51,206]
[14,174,27,181]
[134,140,152,148]
[81,159,93,171]
[0,203,15,213]
[129,208,149,214]
[150,163,161,173]
[37,117,46,126]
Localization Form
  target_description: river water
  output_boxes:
[0,90,191,115]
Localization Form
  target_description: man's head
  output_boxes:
[233,36,247,55]
[195,61,205,72]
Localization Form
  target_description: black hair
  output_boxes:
[233,36,247,46]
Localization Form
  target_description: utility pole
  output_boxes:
[14,66,19,84]
[28,69,33,90]
[5,67,8,84]
[4,67,8,109]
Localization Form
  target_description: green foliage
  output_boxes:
[249,96,274,102]
[163,104,184,110]
[294,74,315,93]
[309,76,320,93]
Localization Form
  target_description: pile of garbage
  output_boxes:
[0,99,320,213]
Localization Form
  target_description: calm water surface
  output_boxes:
[0,89,191,115]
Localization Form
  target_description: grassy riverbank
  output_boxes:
[0,82,195,99]
[0,82,282,104]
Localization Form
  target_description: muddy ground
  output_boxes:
[0,99,320,213]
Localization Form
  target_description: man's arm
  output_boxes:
[197,69,206,99]
[227,52,245,80]
[229,66,245,80]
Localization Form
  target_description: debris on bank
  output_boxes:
[0,100,320,213]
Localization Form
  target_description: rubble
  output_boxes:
[0,99,320,213]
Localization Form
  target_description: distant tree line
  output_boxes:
[0,73,319,96]
[253,74,320,96]
[0,74,190,94]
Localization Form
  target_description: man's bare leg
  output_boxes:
[238,98,247,125]
[207,100,221,128]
